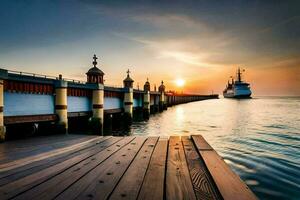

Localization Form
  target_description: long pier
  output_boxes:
[0,55,218,141]
[0,134,256,200]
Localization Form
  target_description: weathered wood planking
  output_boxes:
[0,136,112,185]
[56,137,147,200]
[137,139,168,200]
[0,136,105,172]
[13,137,134,200]
[109,137,159,200]
[166,136,197,200]
[182,136,222,200]
[0,134,95,158]
[0,135,257,200]
[192,135,213,150]
[0,137,120,199]
[192,135,257,200]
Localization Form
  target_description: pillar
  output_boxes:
[91,84,104,135]
[158,81,166,111]
[123,69,134,125]
[55,77,68,134]
[143,91,150,119]
[123,87,133,124]
[0,70,7,141]
[0,79,5,141]
[85,54,105,135]
[159,92,165,111]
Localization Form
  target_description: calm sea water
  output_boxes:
[126,97,300,200]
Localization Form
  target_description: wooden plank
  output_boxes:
[109,137,159,200]
[138,138,168,200]
[0,137,122,200]
[192,135,257,200]
[182,136,222,200]
[13,137,135,200]
[56,137,147,200]
[0,135,100,171]
[166,136,197,200]
[0,136,103,172]
[191,135,213,150]
[0,134,89,154]
[0,135,100,165]
[0,137,112,185]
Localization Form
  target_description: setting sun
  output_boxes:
[175,79,185,87]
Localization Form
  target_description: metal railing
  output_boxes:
[8,70,57,80]
[6,69,153,91]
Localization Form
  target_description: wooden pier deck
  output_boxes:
[0,134,256,200]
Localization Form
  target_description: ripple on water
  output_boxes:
[130,98,300,199]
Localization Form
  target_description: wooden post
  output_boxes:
[55,77,68,134]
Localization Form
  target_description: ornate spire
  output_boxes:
[159,80,166,93]
[123,69,134,88]
[127,69,130,77]
[92,54,98,67]
[144,78,150,91]
[86,54,104,84]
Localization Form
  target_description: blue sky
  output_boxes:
[0,0,299,95]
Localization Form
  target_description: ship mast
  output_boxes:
[237,68,242,82]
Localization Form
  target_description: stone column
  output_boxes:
[55,77,68,133]
[0,80,5,141]
[0,69,7,141]
[143,91,150,119]
[123,87,133,124]
[158,81,166,111]
[91,84,104,135]
[159,92,165,111]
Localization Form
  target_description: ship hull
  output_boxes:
[223,93,251,99]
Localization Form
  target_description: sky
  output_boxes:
[0,0,299,96]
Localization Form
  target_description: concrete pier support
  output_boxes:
[0,79,4,141]
[143,79,151,119]
[158,81,166,111]
[159,93,165,111]
[0,69,7,141]
[123,69,134,125]
[91,84,104,135]
[55,76,68,133]
[123,88,133,124]
[143,91,150,119]
[86,54,105,135]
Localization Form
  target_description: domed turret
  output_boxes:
[144,78,150,92]
[159,80,165,93]
[86,54,104,84]
[123,69,134,88]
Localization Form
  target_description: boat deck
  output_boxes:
[0,134,256,200]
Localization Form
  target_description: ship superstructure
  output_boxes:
[223,68,252,98]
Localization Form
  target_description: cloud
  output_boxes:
[260,15,300,33]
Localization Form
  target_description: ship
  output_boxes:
[223,68,252,98]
